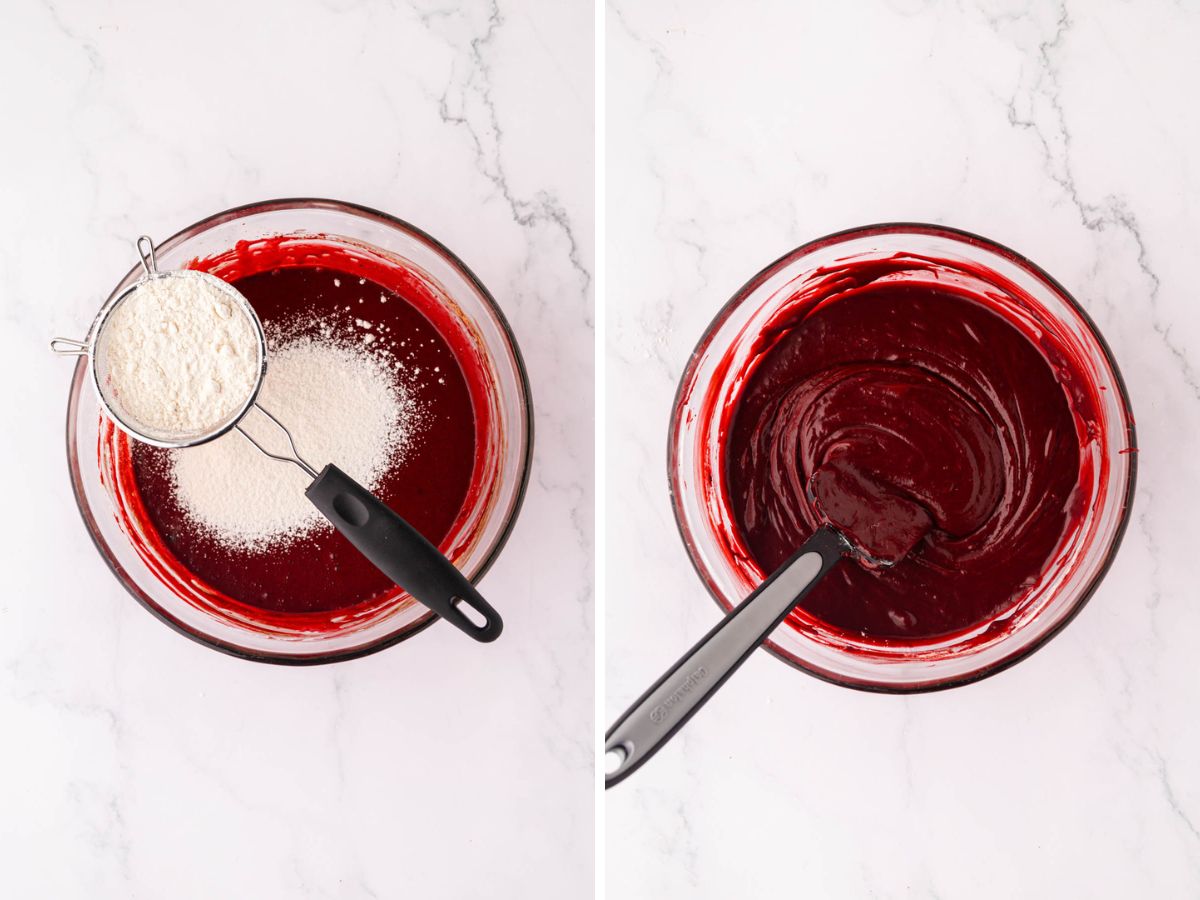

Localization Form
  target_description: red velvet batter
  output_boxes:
[726,259,1097,641]
[129,268,474,613]
[100,236,497,628]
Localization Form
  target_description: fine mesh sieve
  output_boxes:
[53,236,502,643]
[53,237,269,449]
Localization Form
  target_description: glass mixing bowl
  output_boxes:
[669,223,1136,692]
[67,199,532,663]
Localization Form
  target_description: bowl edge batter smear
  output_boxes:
[99,235,501,639]
[722,253,1106,643]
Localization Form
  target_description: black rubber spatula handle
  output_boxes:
[305,464,503,643]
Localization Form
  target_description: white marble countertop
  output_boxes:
[0,1,593,897]
[606,1,1200,897]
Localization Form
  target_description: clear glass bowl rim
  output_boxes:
[66,197,534,665]
[667,221,1138,693]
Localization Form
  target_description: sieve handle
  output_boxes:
[604,526,846,788]
[305,464,503,643]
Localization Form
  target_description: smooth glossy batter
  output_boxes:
[727,264,1091,640]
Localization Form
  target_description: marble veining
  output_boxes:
[0,0,593,897]
[607,1,1200,897]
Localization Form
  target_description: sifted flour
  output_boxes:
[168,334,423,550]
[97,274,259,439]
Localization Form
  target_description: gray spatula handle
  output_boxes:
[604,526,845,787]
[305,464,502,643]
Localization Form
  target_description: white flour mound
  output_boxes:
[97,274,259,438]
[170,337,422,550]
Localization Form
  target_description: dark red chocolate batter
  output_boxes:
[727,262,1090,640]
[127,265,476,615]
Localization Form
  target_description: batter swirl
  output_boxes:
[727,263,1093,640]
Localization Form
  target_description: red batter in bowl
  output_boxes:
[68,200,531,663]
[122,243,479,616]
[727,258,1094,640]
[670,224,1135,691]
[102,236,498,633]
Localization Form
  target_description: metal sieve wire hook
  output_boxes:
[235,403,319,479]
[51,237,160,361]
[136,235,159,277]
